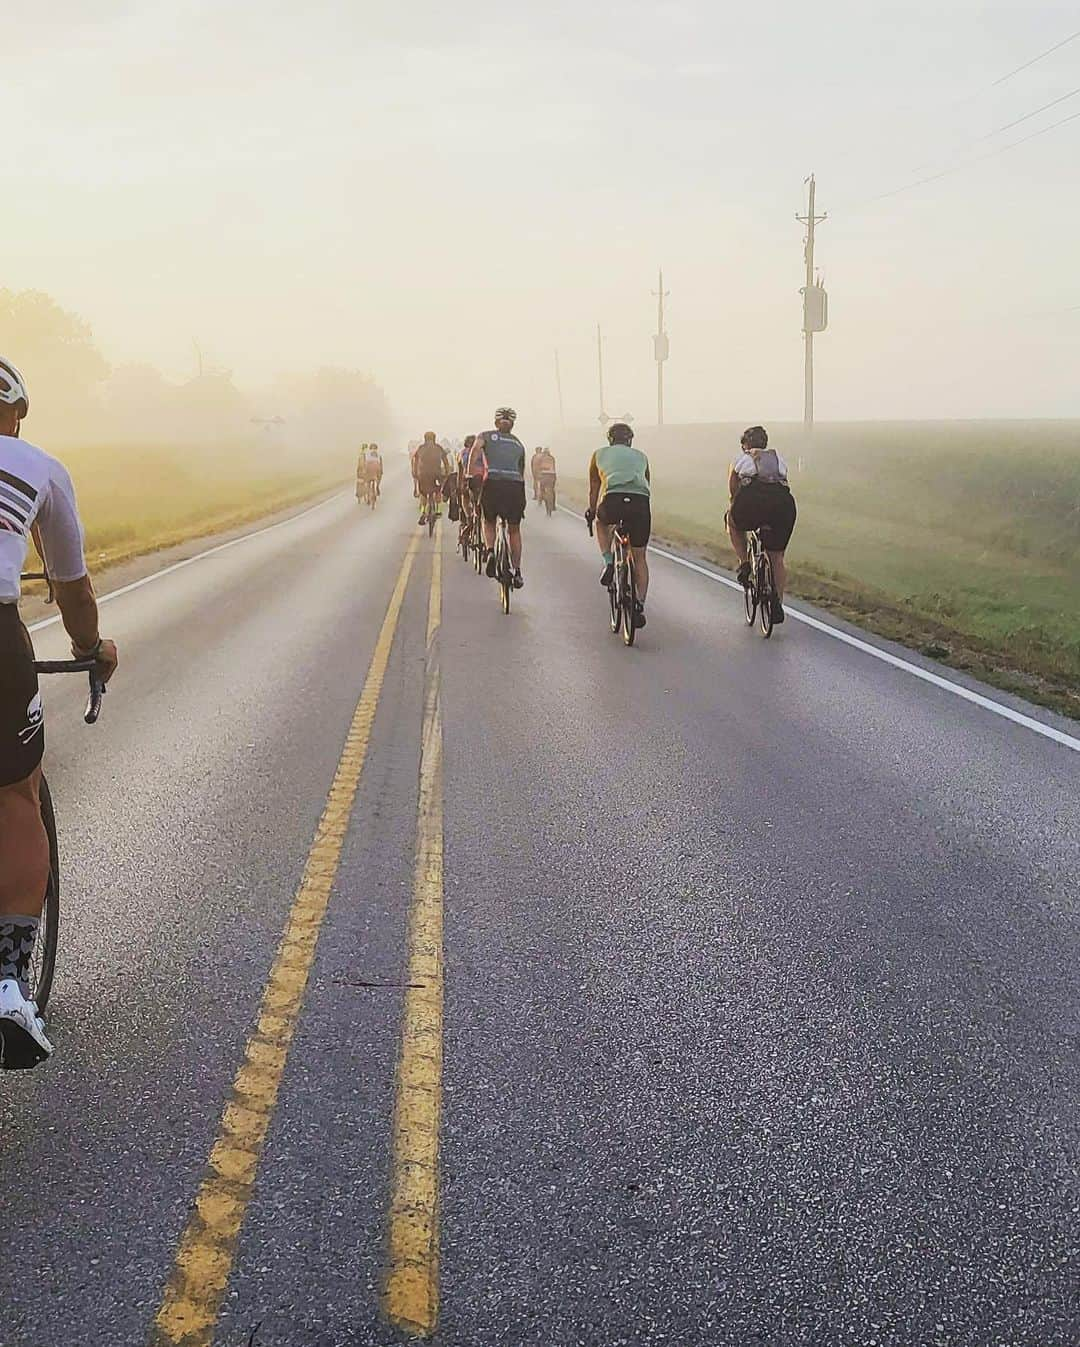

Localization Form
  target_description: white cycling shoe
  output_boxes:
[0,978,53,1070]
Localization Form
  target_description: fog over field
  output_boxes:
[3,2,1080,437]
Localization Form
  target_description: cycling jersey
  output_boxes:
[415,441,449,480]
[361,452,383,478]
[589,443,650,499]
[0,436,87,604]
[535,451,556,475]
[470,430,526,481]
[733,449,788,487]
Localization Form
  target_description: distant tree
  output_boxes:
[275,366,394,458]
[0,290,109,439]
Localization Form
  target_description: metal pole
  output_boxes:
[652,269,670,426]
[554,348,565,428]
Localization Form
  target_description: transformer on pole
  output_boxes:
[652,269,670,426]
[796,175,828,431]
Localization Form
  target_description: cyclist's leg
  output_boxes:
[630,548,650,602]
[0,769,48,924]
[767,550,787,599]
[505,482,525,577]
[508,522,522,569]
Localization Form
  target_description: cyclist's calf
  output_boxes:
[0,767,49,919]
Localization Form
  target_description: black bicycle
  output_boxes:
[587,512,638,647]
[743,527,776,638]
[19,572,105,1011]
[538,474,557,517]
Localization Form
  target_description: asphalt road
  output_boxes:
[1,486,1077,1347]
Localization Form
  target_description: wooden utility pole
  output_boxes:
[652,269,670,425]
[796,175,827,430]
[554,348,565,427]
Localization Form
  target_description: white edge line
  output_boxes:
[557,504,1079,753]
[27,489,345,635]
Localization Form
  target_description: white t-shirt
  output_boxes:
[0,435,87,603]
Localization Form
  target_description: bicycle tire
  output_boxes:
[608,564,620,633]
[621,557,637,647]
[428,505,437,538]
[30,777,60,1012]
[759,555,774,638]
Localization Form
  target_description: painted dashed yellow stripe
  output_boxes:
[384,531,445,1336]
[150,529,421,1347]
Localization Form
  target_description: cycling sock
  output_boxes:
[0,917,39,984]
[602,550,613,566]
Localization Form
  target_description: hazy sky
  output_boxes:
[5,2,1079,432]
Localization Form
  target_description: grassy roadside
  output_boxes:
[27,442,343,577]
[553,422,1080,721]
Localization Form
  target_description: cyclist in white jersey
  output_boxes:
[0,358,118,1068]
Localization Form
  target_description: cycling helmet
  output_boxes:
[464,434,476,449]
[0,358,30,415]
[495,406,517,424]
[424,430,436,441]
[608,422,634,445]
[369,442,379,452]
[741,425,768,450]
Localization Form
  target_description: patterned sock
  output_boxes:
[0,917,39,984]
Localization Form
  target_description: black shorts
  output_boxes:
[416,475,441,498]
[730,482,797,550]
[466,475,484,506]
[597,492,651,547]
[480,478,526,525]
[0,604,43,787]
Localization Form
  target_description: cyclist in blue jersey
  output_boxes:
[466,406,527,588]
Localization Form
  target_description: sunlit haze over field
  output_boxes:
[4,1,1080,432]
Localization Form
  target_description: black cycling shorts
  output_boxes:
[597,492,651,547]
[480,478,526,525]
[729,482,797,550]
[0,604,43,787]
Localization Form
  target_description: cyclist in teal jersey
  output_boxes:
[466,406,527,588]
[586,422,651,628]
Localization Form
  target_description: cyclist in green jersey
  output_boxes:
[585,422,651,628]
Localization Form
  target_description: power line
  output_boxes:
[856,106,1080,207]
[979,84,1080,140]
[990,26,1080,87]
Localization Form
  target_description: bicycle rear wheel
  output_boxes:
[621,559,637,647]
[759,555,774,638]
[608,567,620,632]
[428,503,437,538]
[28,777,60,1012]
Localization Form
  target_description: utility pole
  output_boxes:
[554,348,565,428]
[652,269,670,426]
[596,323,609,425]
[796,175,828,431]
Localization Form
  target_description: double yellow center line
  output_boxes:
[150,526,445,1345]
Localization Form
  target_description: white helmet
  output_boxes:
[0,358,29,414]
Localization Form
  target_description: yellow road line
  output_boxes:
[384,528,445,1336]
[150,529,421,1347]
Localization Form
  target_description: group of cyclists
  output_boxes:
[1,360,797,1070]
[389,408,796,632]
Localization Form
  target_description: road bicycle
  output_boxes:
[587,511,638,647]
[18,571,106,1012]
[538,474,557,517]
[491,515,514,614]
[742,526,777,638]
[420,487,442,538]
[364,477,380,510]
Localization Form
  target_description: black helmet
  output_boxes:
[741,425,768,450]
[608,422,634,445]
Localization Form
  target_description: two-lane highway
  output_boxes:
[2,487,1077,1347]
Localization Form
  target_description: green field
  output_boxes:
[54,442,341,568]
[553,422,1080,716]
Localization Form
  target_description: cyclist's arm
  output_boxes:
[587,453,601,513]
[727,466,740,499]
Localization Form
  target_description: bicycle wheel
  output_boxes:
[759,555,774,638]
[428,501,437,538]
[608,560,620,633]
[621,558,637,647]
[29,777,60,1012]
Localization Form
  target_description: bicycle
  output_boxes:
[18,571,106,1012]
[587,512,638,647]
[491,515,513,614]
[365,477,380,510]
[538,474,557,517]
[420,486,441,538]
[743,526,776,638]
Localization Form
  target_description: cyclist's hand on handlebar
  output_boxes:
[73,637,119,683]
